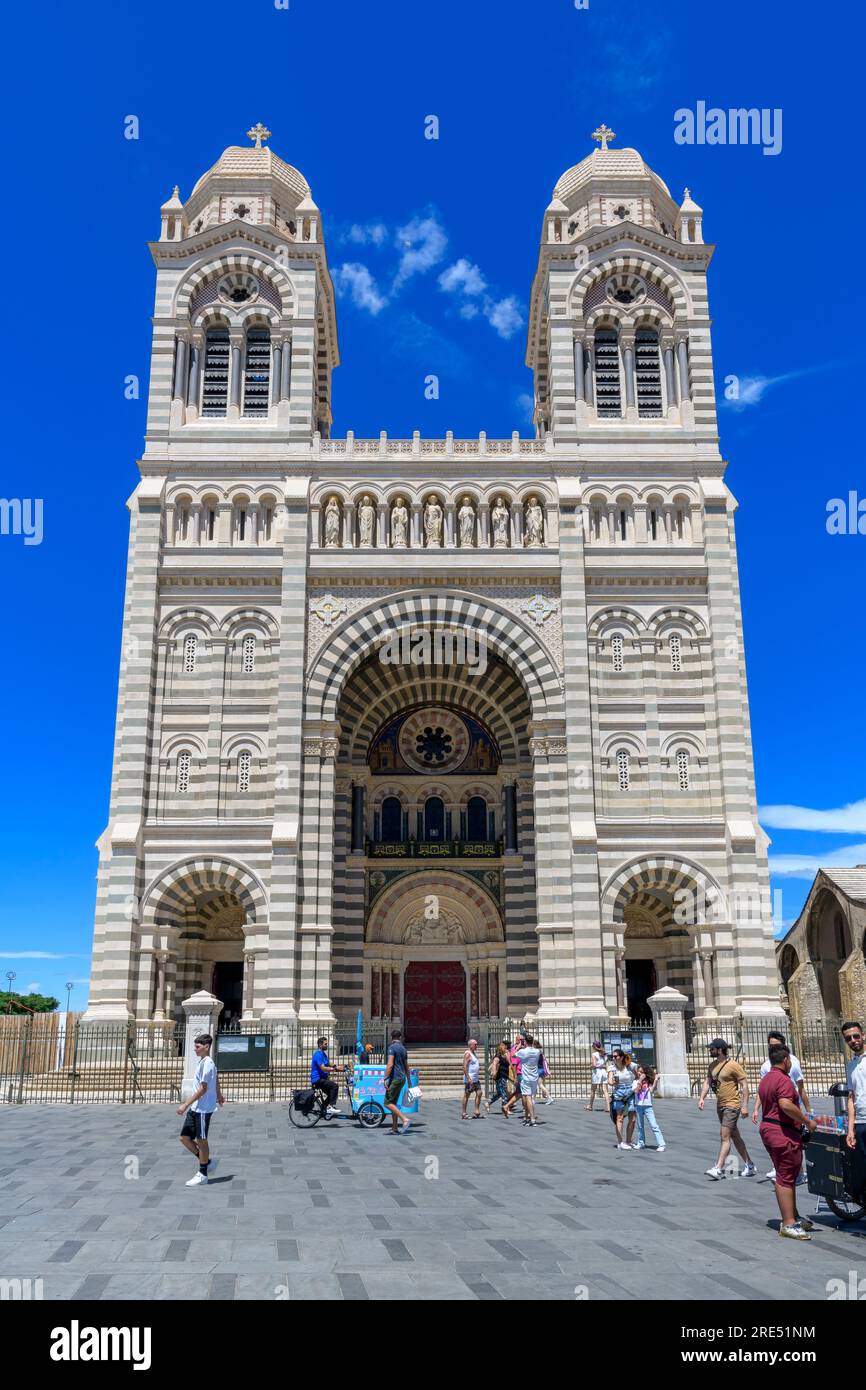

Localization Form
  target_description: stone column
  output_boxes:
[478,501,490,547]
[410,501,422,548]
[510,500,523,548]
[228,333,243,419]
[271,343,282,406]
[172,335,188,401]
[662,337,678,418]
[614,950,627,1018]
[186,340,201,415]
[700,949,718,1016]
[343,500,355,549]
[621,334,636,420]
[584,342,595,408]
[648,986,691,1098]
[573,338,585,401]
[180,990,222,1101]
[377,500,389,548]
[242,951,256,1019]
[296,727,340,1023]
[280,337,292,401]
[676,336,690,401]
[152,951,169,1021]
[444,500,456,548]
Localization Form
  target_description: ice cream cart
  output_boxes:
[348,1063,420,1128]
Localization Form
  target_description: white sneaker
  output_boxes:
[779,1223,811,1241]
[705,1165,723,1180]
[741,1162,757,1177]
[765,1168,776,1180]
[543,1098,554,1106]
[186,1172,208,1186]
[633,1141,646,1149]
[618,1142,632,1150]
[656,1145,666,1152]
[326,1106,342,1117]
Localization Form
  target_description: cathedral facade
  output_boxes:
[85,126,781,1038]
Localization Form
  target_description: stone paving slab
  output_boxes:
[0,1099,862,1300]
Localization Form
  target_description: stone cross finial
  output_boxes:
[247,123,272,149]
[591,123,615,151]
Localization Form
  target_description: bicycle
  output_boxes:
[288,1075,347,1129]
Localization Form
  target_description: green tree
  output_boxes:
[0,990,60,1014]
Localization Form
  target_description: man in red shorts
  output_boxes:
[757,1044,817,1240]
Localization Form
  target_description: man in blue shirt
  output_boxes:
[310,1036,343,1116]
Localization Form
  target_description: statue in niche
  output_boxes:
[424,496,443,547]
[458,496,476,547]
[491,495,510,548]
[524,495,544,547]
[358,495,376,547]
[391,496,409,547]
[324,495,341,547]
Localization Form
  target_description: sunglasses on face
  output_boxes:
[844,1033,863,1044]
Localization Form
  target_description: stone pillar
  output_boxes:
[676,336,690,401]
[410,501,422,548]
[296,727,340,1023]
[700,949,718,1016]
[503,780,518,852]
[172,335,188,401]
[271,343,282,405]
[621,335,636,419]
[573,338,585,401]
[242,951,256,1020]
[648,986,691,1098]
[152,951,169,1021]
[510,500,523,548]
[343,501,355,549]
[444,499,456,548]
[186,340,201,415]
[351,783,366,853]
[377,500,389,548]
[478,501,490,547]
[228,334,243,418]
[614,951,627,1018]
[584,343,594,408]
[662,339,678,418]
[280,338,292,401]
[181,990,222,1101]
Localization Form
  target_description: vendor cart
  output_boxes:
[348,1063,420,1128]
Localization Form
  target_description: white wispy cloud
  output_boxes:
[721,372,797,412]
[332,262,388,315]
[26,982,39,993]
[768,842,866,879]
[343,222,389,247]
[392,214,449,290]
[485,295,523,340]
[761,799,866,834]
[0,951,82,959]
[438,258,487,297]
[516,392,534,423]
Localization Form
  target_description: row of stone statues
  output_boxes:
[323,494,545,548]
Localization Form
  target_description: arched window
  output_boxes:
[202,327,230,416]
[424,796,445,841]
[238,749,252,793]
[611,634,624,672]
[466,796,487,840]
[183,634,197,673]
[202,499,217,542]
[243,328,271,417]
[381,796,403,842]
[242,635,256,674]
[176,750,191,794]
[619,506,628,541]
[635,328,663,418]
[669,634,682,672]
[676,748,690,791]
[617,748,630,791]
[594,328,621,418]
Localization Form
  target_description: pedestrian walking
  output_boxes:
[515,1034,543,1126]
[383,1028,411,1134]
[751,1030,810,1181]
[485,1041,511,1115]
[461,1038,483,1119]
[756,1044,817,1239]
[585,1041,609,1112]
[698,1038,756,1179]
[632,1064,666,1151]
[608,1049,638,1148]
[502,1032,526,1118]
[842,1020,866,1165]
[176,1034,225,1187]
[537,1045,554,1105]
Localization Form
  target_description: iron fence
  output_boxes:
[686,1015,849,1098]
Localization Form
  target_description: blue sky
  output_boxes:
[0,0,863,1005]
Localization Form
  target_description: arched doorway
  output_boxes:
[807,890,852,1022]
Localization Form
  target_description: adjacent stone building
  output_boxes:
[777,869,866,1030]
[84,125,781,1038]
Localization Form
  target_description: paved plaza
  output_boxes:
[0,1100,862,1301]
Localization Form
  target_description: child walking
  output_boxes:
[177,1033,225,1186]
[633,1064,666,1151]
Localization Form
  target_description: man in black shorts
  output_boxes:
[383,1028,411,1134]
[177,1034,225,1187]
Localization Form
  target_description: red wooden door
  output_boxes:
[404,961,466,1043]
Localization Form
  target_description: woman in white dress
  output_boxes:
[585,1041,609,1112]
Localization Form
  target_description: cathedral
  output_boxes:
[84,123,781,1040]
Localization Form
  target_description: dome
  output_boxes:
[190,145,311,201]
[553,146,671,202]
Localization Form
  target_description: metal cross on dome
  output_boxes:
[591,123,615,151]
[247,123,272,149]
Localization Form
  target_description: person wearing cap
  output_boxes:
[756,1044,817,1239]
[461,1038,483,1119]
[698,1038,756,1179]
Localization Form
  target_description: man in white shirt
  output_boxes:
[177,1034,225,1187]
[752,1030,810,1180]
[843,1021,866,1180]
